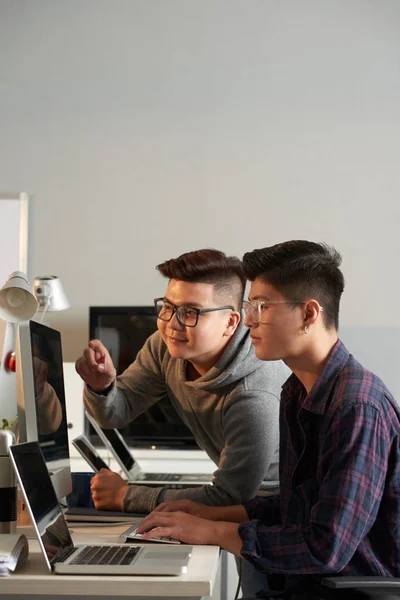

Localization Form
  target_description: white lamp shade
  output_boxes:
[33,276,70,312]
[0,271,38,323]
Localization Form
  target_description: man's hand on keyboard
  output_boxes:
[90,469,128,510]
[153,499,218,520]
[137,510,243,554]
[137,510,221,546]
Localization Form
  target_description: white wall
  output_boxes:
[1,0,400,394]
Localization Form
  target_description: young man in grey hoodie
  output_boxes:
[76,248,290,515]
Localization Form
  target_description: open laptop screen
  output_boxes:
[85,412,135,474]
[100,428,135,472]
[9,441,74,569]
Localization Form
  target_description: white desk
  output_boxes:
[0,524,220,599]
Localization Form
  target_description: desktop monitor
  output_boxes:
[16,320,72,500]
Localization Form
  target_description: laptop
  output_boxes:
[72,434,110,473]
[9,441,192,576]
[86,411,213,487]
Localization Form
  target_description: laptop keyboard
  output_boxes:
[144,473,181,481]
[71,545,140,565]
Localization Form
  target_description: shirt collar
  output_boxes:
[282,339,350,415]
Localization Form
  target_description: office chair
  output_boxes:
[318,575,400,599]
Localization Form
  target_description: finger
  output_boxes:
[88,339,107,352]
[153,503,178,513]
[137,518,156,533]
[91,488,107,502]
[152,503,168,513]
[99,468,111,474]
[90,473,109,489]
[96,470,121,483]
[141,527,177,541]
[93,496,104,509]
[137,514,153,530]
[154,500,187,513]
[89,340,108,369]
[140,506,171,524]
[137,513,172,533]
[90,474,102,489]
[75,357,93,381]
[90,478,103,491]
[82,346,101,370]
[94,350,106,372]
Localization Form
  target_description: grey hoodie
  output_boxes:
[84,319,290,513]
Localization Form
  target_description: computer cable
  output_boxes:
[234,557,242,600]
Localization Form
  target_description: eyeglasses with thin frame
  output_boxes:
[154,298,234,328]
[242,299,324,324]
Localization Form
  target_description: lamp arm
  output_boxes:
[39,300,50,323]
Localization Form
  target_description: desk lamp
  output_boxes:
[0,272,38,425]
[32,276,70,323]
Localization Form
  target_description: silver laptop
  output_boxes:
[9,441,192,576]
[86,411,213,487]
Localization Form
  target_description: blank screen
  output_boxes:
[101,429,134,472]
[10,442,73,567]
[30,322,70,466]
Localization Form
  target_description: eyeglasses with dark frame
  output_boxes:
[154,298,234,328]
[242,299,324,324]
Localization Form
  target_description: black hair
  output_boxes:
[157,248,245,310]
[243,240,345,330]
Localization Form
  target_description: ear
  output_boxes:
[303,299,323,328]
[223,310,241,337]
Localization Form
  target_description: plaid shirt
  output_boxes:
[239,340,400,593]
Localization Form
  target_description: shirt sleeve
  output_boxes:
[83,332,167,427]
[239,402,391,575]
[244,494,281,524]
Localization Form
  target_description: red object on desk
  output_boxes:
[4,351,16,372]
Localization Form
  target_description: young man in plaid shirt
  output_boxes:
[137,240,400,599]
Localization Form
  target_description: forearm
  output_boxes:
[207,504,248,523]
[84,382,158,428]
[156,485,247,521]
[124,485,164,514]
[208,521,242,556]
[83,336,167,428]
[159,478,251,507]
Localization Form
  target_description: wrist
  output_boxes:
[212,505,247,522]
[209,521,242,554]
[87,381,114,395]
[118,484,129,511]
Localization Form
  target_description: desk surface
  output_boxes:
[0,524,220,598]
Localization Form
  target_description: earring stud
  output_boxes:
[304,326,310,335]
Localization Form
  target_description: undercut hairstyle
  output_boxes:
[157,249,246,311]
[243,241,345,330]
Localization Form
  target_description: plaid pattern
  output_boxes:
[239,340,400,592]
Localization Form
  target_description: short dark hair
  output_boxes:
[242,241,345,330]
[157,248,245,310]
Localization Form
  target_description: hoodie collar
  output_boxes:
[180,317,260,390]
